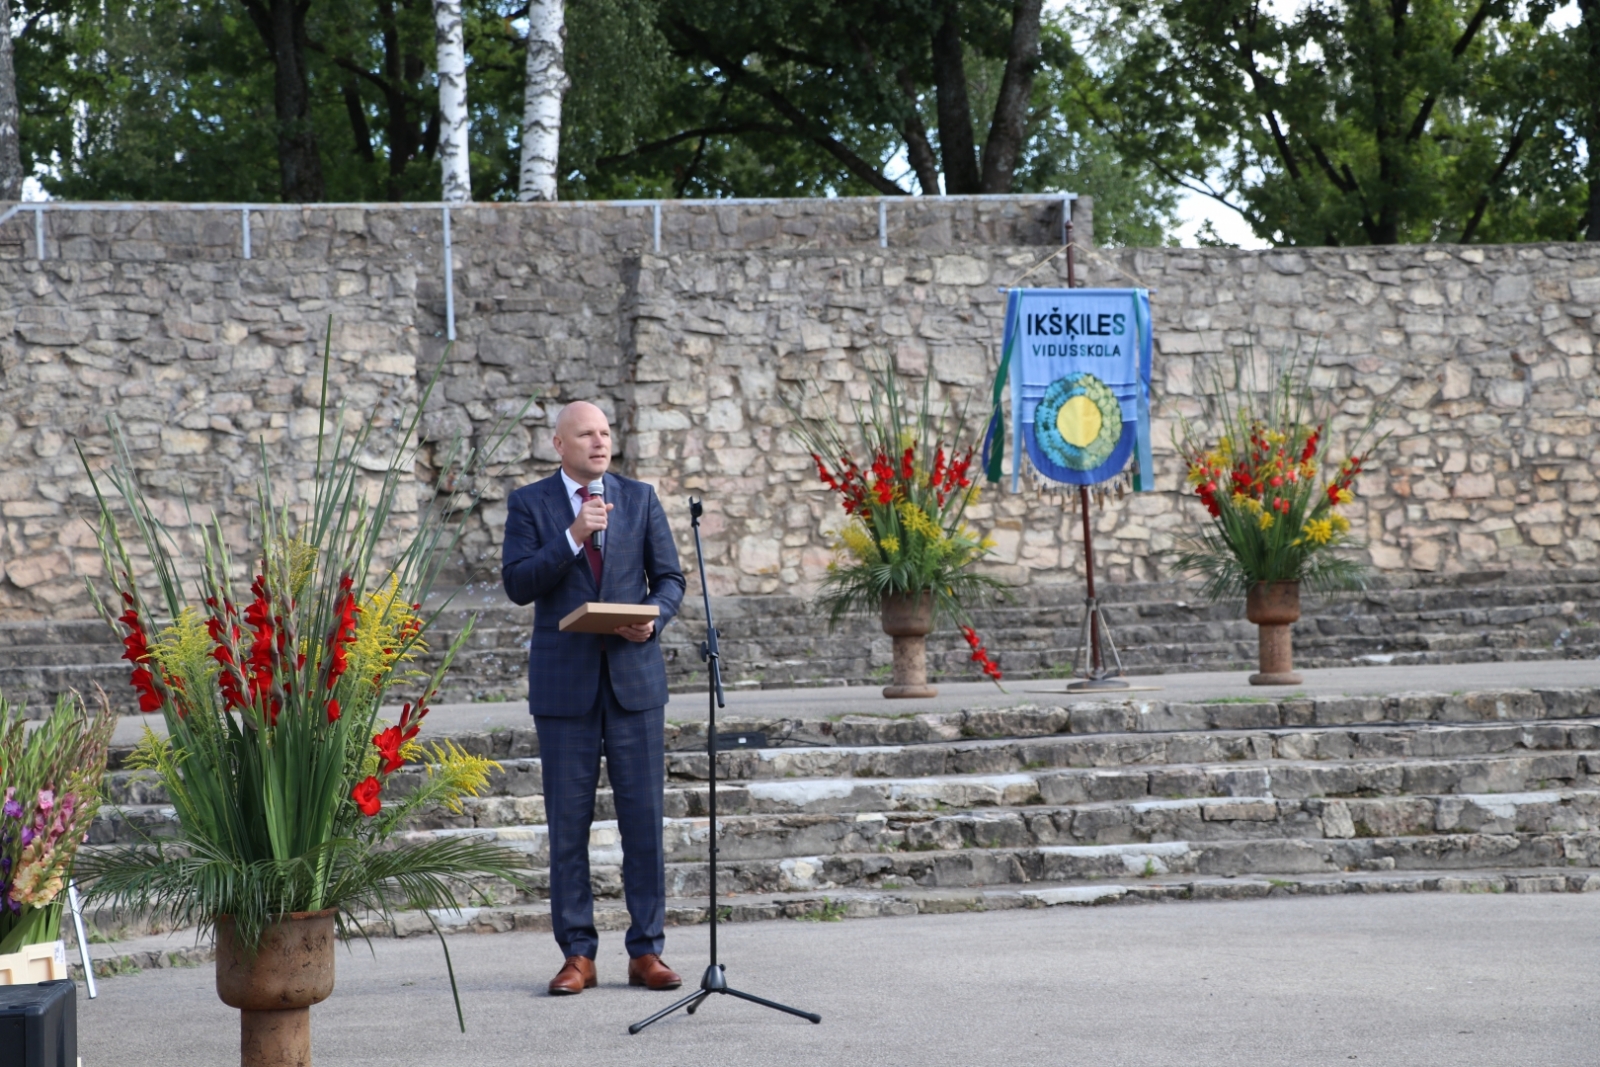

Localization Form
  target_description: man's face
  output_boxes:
[553,404,612,481]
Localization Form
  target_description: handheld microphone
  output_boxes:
[587,478,605,551]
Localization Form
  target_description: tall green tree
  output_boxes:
[1094,0,1581,245]
[12,0,1177,241]
[1576,0,1600,239]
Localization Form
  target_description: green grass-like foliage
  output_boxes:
[0,690,117,953]
[787,360,1003,629]
[76,336,533,955]
[1172,353,1383,601]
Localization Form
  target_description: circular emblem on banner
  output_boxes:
[1035,373,1122,472]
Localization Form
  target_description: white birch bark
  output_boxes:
[434,0,472,203]
[0,0,23,201]
[518,0,567,202]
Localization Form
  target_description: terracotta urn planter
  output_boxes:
[1246,580,1303,685]
[880,591,937,699]
[216,909,337,1067]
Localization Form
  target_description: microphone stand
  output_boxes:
[629,497,821,1035]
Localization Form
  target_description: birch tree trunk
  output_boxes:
[519,0,567,202]
[434,0,472,203]
[0,0,24,201]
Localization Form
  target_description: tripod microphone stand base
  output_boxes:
[628,963,822,1034]
[629,497,820,1037]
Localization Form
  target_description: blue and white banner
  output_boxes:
[982,288,1153,491]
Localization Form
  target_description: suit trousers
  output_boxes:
[533,664,666,961]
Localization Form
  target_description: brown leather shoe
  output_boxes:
[627,953,682,990]
[548,956,596,996]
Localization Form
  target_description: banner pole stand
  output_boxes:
[1062,221,1129,692]
[1068,485,1128,690]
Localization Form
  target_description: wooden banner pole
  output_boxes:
[1063,220,1127,688]
[1078,484,1102,674]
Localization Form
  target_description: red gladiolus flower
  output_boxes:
[1301,429,1320,462]
[243,575,276,709]
[326,698,341,723]
[326,575,359,685]
[901,447,915,482]
[373,724,408,774]
[129,668,163,713]
[960,627,1004,684]
[117,602,166,712]
[351,776,382,817]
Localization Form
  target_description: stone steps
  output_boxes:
[9,570,1599,712]
[57,675,1600,981]
[87,788,1600,892]
[94,691,1600,801]
[92,746,1600,846]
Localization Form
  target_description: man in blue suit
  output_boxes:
[501,401,687,996]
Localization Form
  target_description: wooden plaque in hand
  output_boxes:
[558,602,662,634]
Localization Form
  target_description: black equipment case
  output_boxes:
[0,979,77,1067]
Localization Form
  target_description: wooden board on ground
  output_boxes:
[559,602,661,634]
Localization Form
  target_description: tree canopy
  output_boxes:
[8,0,1594,247]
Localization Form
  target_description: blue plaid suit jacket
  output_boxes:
[501,470,686,716]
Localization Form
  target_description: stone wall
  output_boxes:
[2,196,1597,622]
[618,240,1600,595]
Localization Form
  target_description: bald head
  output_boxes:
[552,402,612,482]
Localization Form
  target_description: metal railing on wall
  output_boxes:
[0,193,1078,347]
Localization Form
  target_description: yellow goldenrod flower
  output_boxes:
[149,606,215,678]
[348,575,427,694]
[1302,518,1334,545]
[879,535,901,555]
[898,501,944,541]
[838,522,880,563]
[1330,513,1350,533]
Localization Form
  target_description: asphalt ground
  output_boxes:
[105,658,1600,747]
[75,891,1600,1066]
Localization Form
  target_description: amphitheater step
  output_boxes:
[96,700,1600,810]
[11,570,1600,714]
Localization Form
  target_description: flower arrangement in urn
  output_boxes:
[791,363,1005,697]
[1174,355,1381,684]
[0,691,116,956]
[79,353,530,1065]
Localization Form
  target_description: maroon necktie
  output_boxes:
[575,486,604,587]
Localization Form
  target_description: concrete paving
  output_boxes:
[104,658,1600,747]
[76,892,1600,1066]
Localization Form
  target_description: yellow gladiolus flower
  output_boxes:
[1331,513,1350,533]
[1336,487,1354,505]
[1258,512,1274,530]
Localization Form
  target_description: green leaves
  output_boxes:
[79,336,534,954]
[1095,0,1588,245]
